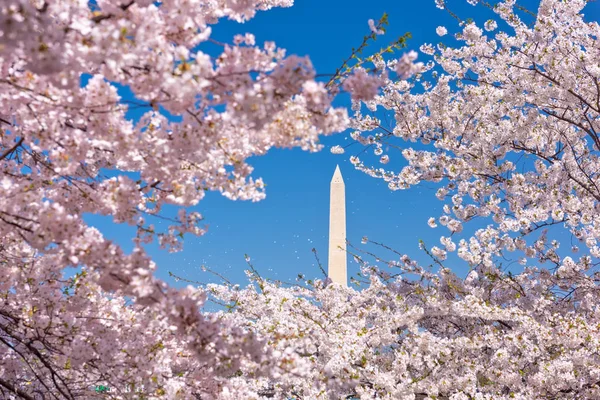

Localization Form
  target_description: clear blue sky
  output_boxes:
[86,0,600,289]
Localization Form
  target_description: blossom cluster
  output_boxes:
[348,0,600,276]
[207,252,600,399]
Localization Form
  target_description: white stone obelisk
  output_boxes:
[328,165,347,286]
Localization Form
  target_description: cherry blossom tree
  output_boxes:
[204,240,600,399]
[0,0,355,397]
[347,0,600,275]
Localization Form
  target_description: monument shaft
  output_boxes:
[328,165,347,286]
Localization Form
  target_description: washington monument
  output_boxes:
[328,165,347,286]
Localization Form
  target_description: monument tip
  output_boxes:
[332,164,343,182]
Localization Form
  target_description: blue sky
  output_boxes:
[86,0,600,289]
